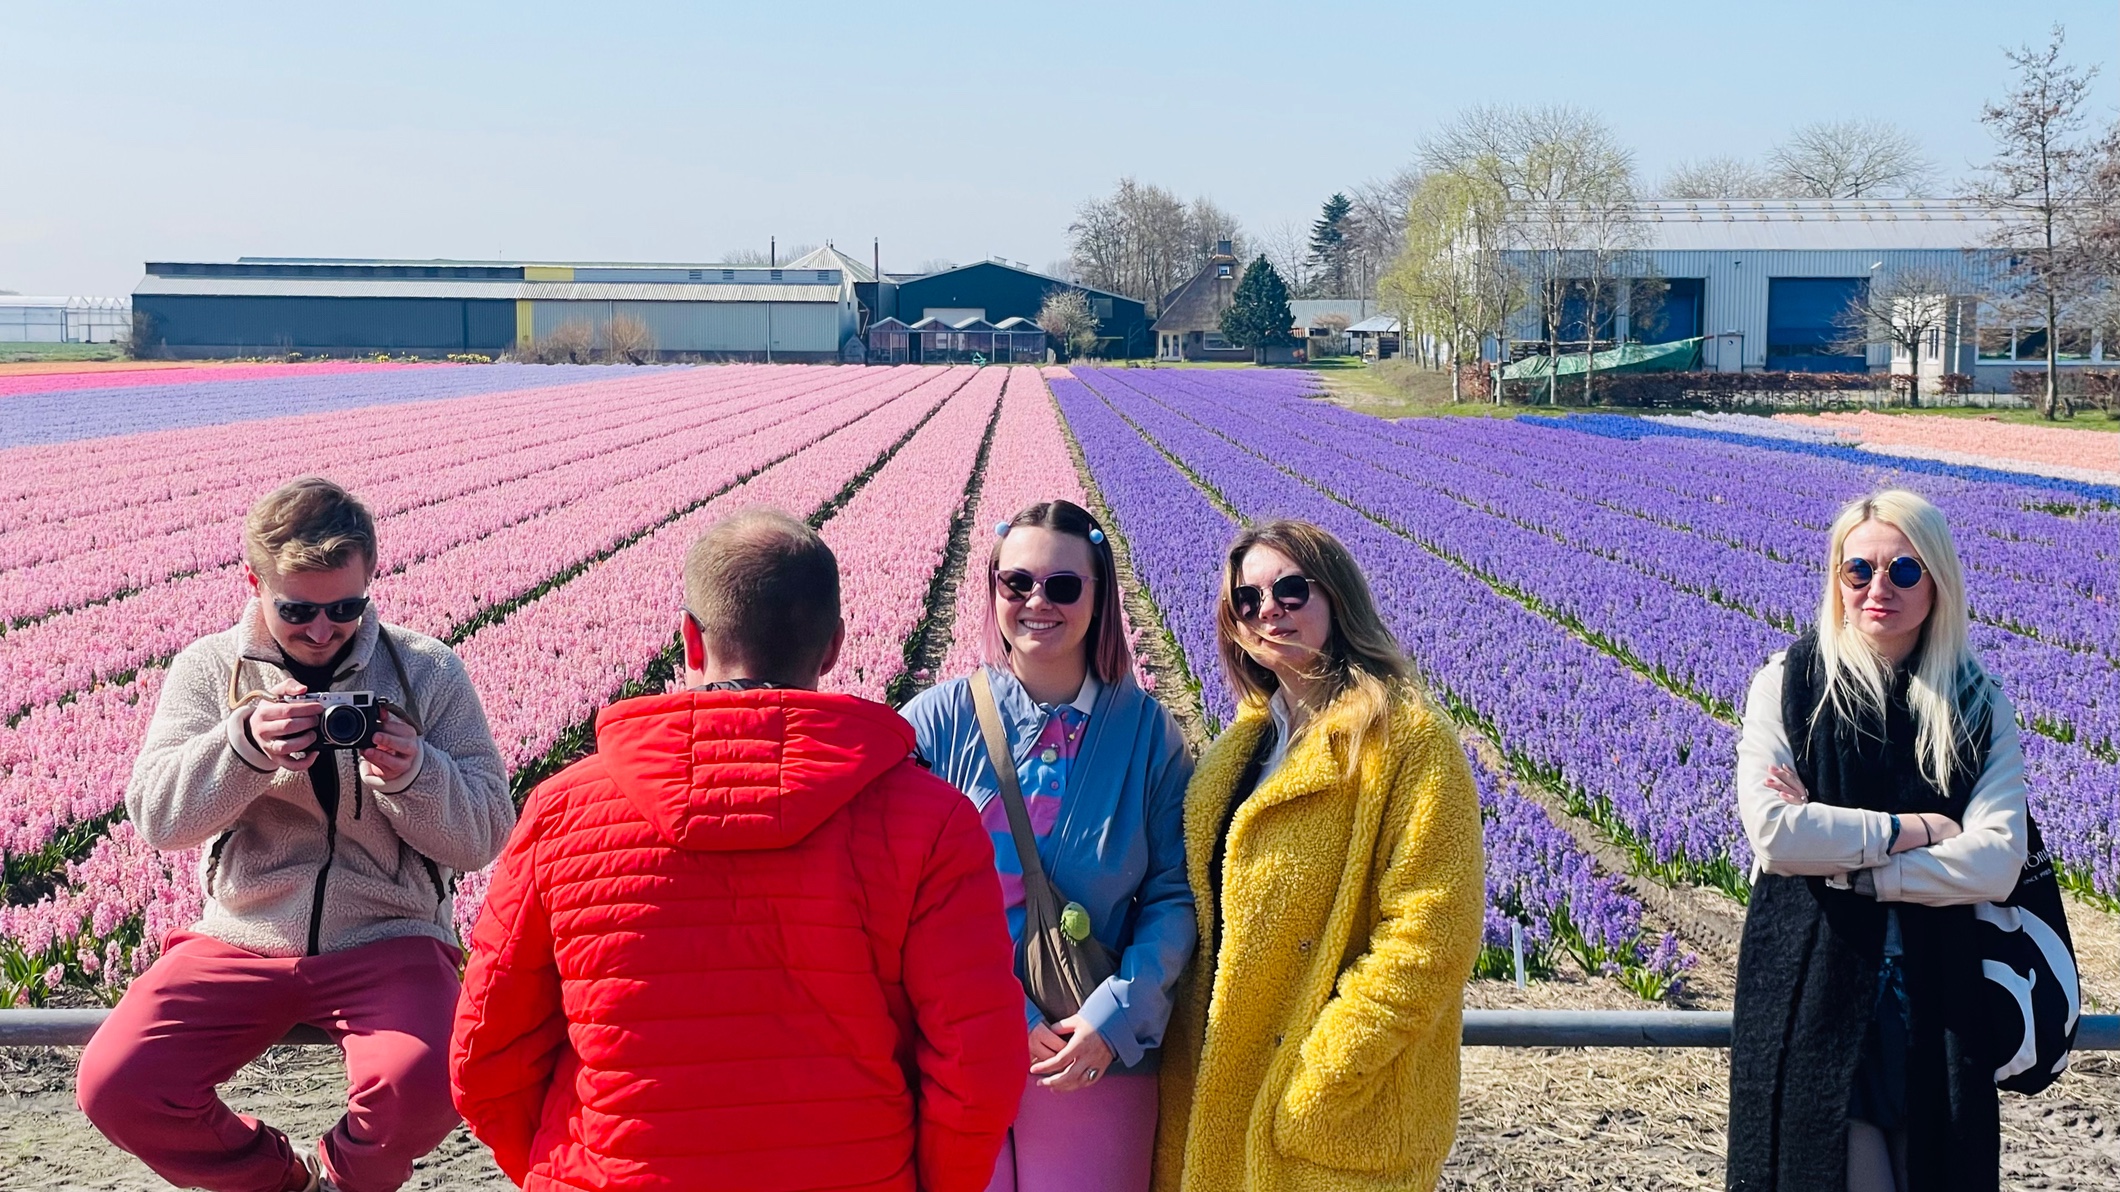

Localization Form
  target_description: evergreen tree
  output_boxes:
[1307,192,1353,295]
[1221,256,1297,360]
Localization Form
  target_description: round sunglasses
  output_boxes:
[1232,574,1313,621]
[272,595,370,625]
[1839,556,1926,591]
[995,569,1090,605]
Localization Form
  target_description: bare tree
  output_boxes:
[1257,219,1313,298]
[1833,264,1971,405]
[1570,197,1652,402]
[1379,169,1517,401]
[603,314,657,365]
[1187,197,1249,272]
[1970,26,2102,419]
[1068,178,1193,313]
[1346,168,1424,300]
[2089,124,2120,275]
[1426,105,1643,403]
[1036,289,1101,362]
[722,245,815,267]
[915,258,959,276]
[1068,179,1248,315]
[2084,126,2120,354]
[530,322,596,364]
[1658,156,1774,199]
[1766,119,1937,198]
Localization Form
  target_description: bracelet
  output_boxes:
[1920,816,1934,848]
[1886,814,1902,854]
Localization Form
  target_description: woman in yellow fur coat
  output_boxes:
[1155,519,1483,1192]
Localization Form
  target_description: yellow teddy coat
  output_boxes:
[1154,691,1483,1192]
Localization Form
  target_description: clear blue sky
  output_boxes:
[4,0,2115,296]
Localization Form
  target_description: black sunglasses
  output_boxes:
[273,596,370,625]
[1840,556,1926,591]
[995,569,1089,606]
[1232,574,1313,621]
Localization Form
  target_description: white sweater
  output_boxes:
[1736,652,2027,906]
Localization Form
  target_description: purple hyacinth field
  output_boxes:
[1055,364,2119,1001]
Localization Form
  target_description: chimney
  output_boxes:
[1215,238,1232,257]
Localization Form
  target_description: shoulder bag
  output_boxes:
[970,668,1117,1023]
[1977,813,2080,1093]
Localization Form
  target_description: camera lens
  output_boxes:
[322,704,366,747]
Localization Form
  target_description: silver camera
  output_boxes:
[304,691,384,750]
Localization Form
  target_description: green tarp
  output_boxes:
[1501,336,1703,381]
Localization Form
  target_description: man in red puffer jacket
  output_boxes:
[450,509,1025,1191]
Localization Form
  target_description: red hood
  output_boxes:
[593,689,919,851]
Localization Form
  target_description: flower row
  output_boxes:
[0,369,935,867]
[1055,368,1692,995]
[0,360,443,399]
[1085,369,2118,903]
[821,367,1009,700]
[0,363,604,450]
[0,369,845,619]
[1782,410,2120,480]
[0,369,917,715]
[937,373,1095,679]
[1,367,985,994]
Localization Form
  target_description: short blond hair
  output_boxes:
[244,477,377,579]
[683,509,840,684]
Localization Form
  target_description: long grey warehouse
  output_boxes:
[131,255,862,361]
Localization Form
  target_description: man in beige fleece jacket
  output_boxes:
[77,477,514,1192]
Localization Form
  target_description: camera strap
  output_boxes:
[377,629,425,734]
[376,626,455,907]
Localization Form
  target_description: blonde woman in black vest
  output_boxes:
[1728,489,2028,1192]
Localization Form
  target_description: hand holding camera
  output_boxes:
[357,701,421,790]
[249,680,418,782]
[249,680,323,771]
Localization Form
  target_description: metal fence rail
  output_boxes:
[3,1008,2116,1050]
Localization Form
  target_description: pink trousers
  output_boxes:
[77,931,463,1192]
[985,1071,1158,1192]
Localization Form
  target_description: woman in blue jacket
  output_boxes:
[902,499,1195,1192]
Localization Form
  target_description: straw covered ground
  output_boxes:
[5,906,2116,1190]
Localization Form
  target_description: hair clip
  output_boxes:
[995,522,1011,538]
[1088,528,1105,545]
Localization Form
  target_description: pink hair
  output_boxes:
[980,500,1131,686]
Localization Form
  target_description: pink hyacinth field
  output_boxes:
[4,361,2120,1190]
[0,362,1066,1004]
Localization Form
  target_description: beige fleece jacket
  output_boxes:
[126,599,514,957]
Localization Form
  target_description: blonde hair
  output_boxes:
[683,509,841,684]
[1815,489,1986,791]
[243,477,377,579]
[1215,519,1414,773]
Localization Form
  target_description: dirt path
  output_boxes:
[1448,972,2120,1190]
[9,968,2116,1191]
[1,1044,510,1191]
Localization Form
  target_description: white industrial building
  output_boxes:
[0,296,131,344]
[1497,199,2105,391]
